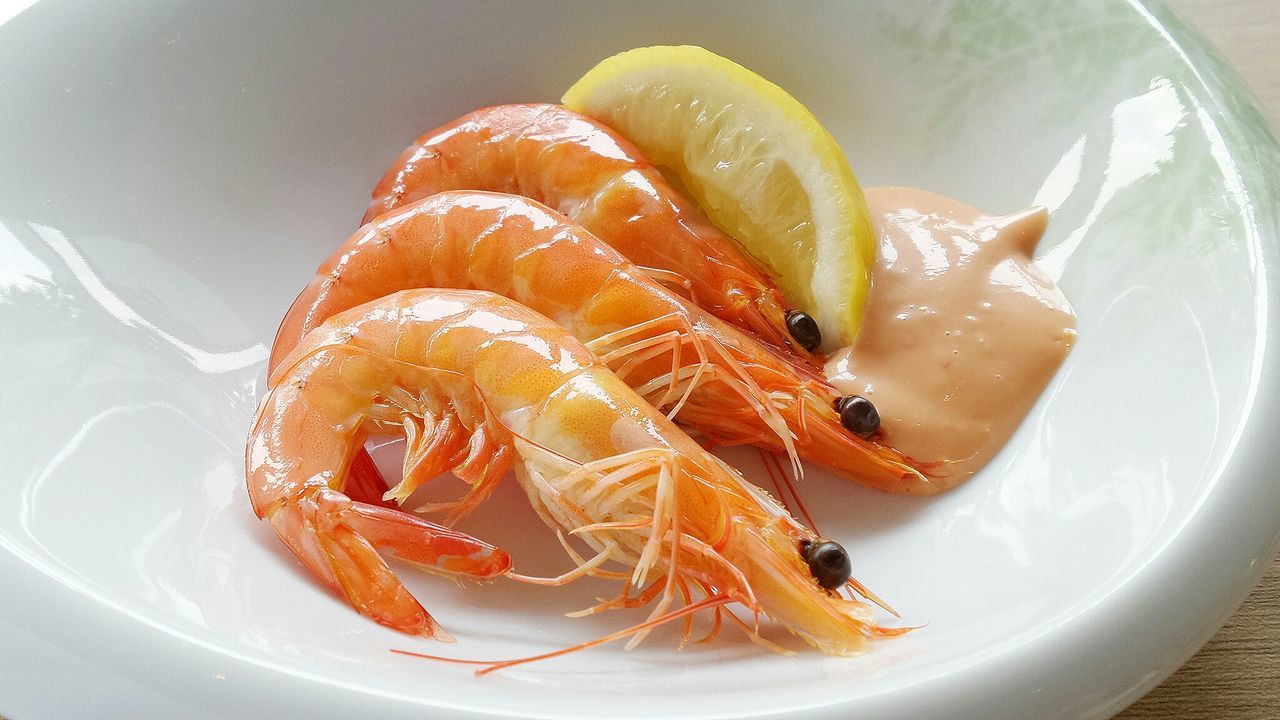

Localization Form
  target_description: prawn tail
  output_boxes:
[264,484,511,639]
[247,342,525,639]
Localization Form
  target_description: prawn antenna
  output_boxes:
[758,448,819,534]
[391,593,731,675]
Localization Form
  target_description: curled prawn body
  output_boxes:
[250,289,892,655]
[364,104,818,358]
[274,191,930,494]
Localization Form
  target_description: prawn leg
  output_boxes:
[267,484,507,639]
[343,450,395,508]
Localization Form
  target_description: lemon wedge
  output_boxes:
[563,45,875,348]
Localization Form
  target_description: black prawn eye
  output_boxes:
[785,310,822,352]
[799,538,853,590]
[835,394,880,439]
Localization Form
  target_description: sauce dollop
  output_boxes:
[827,187,1076,490]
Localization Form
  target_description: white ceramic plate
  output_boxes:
[2,1,1279,718]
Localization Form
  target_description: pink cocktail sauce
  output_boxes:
[825,187,1077,491]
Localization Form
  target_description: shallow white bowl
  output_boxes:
[2,1,1279,718]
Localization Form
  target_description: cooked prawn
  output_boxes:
[274,191,931,496]
[251,288,898,654]
[363,103,823,358]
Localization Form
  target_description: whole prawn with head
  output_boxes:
[364,103,826,359]
[272,191,930,498]
[249,289,900,665]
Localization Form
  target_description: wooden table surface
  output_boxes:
[1117,1,1280,718]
